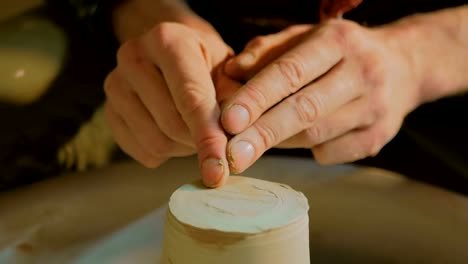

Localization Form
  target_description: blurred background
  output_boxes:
[0,0,117,191]
[0,0,42,21]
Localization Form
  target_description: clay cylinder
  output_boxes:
[160,176,310,264]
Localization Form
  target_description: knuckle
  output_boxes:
[285,24,308,33]
[103,71,121,96]
[136,129,175,158]
[304,125,322,146]
[364,129,387,157]
[363,106,379,126]
[116,39,139,65]
[151,22,178,44]
[196,133,224,152]
[273,57,305,89]
[323,19,360,50]
[246,35,269,49]
[367,142,382,158]
[147,136,174,157]
[373,104,387,121]
[369,95,388,119]
[360,136,374,157]
[115,141,162,169]
[348,150,367,163]
[139,154,161,168]
[311,146,333,165]
[177,82,211,117]
[242,82,269,112]
[160,119,191,145]
[103,74,115,95]
[358,98,380,126]
[151,22,193,51]
[292,93,321,124]
[254,121,279,149]
[283,24,313,37]
[361,58,385,89]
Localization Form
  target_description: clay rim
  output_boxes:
[168,176,309,234]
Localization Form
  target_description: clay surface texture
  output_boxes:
[161,176,310,264]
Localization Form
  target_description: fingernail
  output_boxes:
[201,158,225,187]
[237,52,255,67]
[229,141,255,172]
[224,104,250,134]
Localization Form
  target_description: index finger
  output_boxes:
[143,23,229,187]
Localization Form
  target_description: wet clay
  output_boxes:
[160,176,310,264]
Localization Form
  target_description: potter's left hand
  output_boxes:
[222,19,423,173]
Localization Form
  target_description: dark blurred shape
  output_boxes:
[0,3,114,190]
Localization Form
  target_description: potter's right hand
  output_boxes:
[104,22,238,187]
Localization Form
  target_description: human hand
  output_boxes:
[104,22,240,187]
[222,19,423,173]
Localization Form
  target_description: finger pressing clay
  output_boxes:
[161,176,310,264]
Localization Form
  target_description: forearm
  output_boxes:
[384,5,468,104]
[111,0,218,42]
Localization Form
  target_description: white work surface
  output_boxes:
[0,155,467,264]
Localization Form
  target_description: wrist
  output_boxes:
[378,7,468,105]
[373,16,428,111]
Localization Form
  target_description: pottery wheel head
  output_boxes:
[168,176,309,234]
